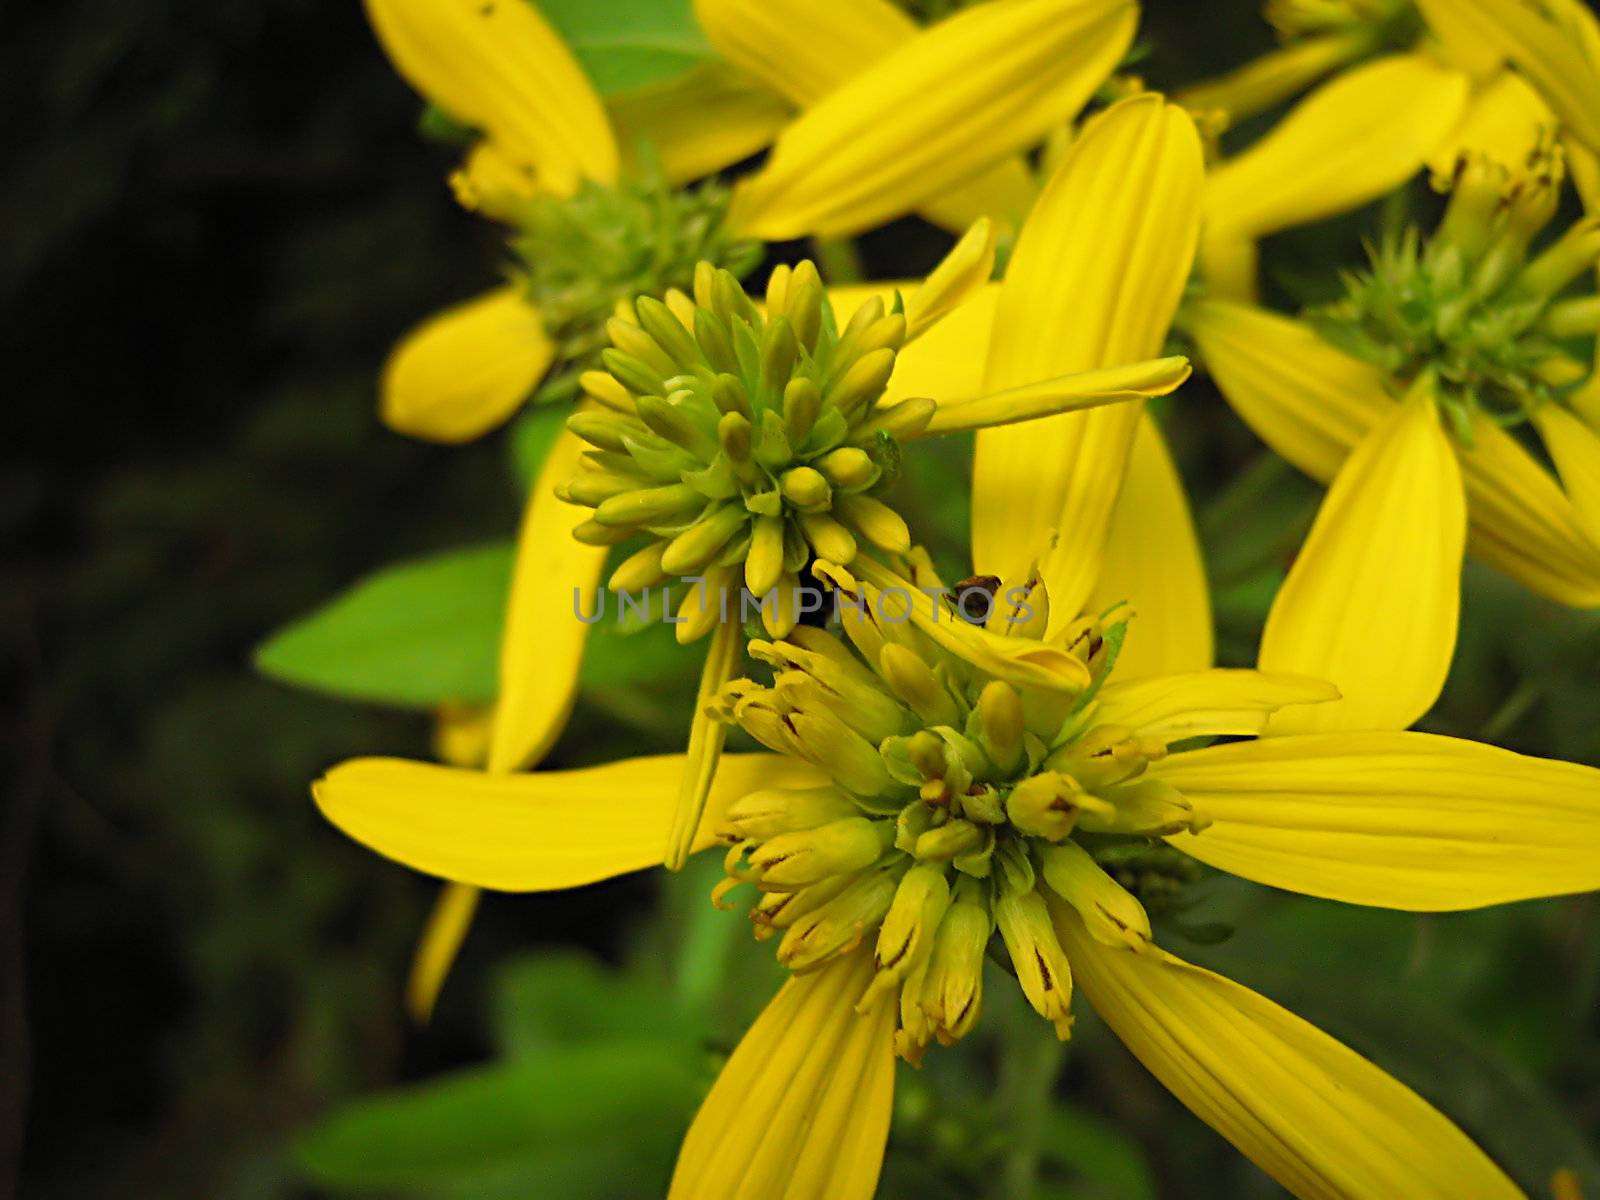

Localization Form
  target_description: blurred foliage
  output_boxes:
[7,1,1599,1199]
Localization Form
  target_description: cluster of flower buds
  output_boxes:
[558,260,931,640]
[710,559,1209,1061]
[1310,145,1600,438]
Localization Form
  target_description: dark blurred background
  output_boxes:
[6,2,1598,1198]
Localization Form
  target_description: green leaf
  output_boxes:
[533,0,713,95]
[255,543,513,709]
[1037,1106,1157,1200]
[491,950,688,1057]
[295,1040,698,1193]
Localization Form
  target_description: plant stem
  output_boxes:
[996,992,1066,1199]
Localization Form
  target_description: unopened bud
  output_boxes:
[751,816,890,888]
[977,681,1025,774]
[862,864,951,1006]
[994,888,1074,1039]
[878,644,961,726]
[835,493,911,554]
[722,786,862,841]
[1005,772,1085,841]
[777,866,899,970]
[815,447,877,488]
[780,465,831,511]
[914,819,986,862]
[788,708,896,797]
[1039,841,1151,949]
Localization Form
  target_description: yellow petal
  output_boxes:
[1458,410,1600,607]
[314,752,823,891]
[1158,731,1600,910]
[607,63,790,186]
[1193,231,1262,303]
[1187,299,1391,480]
[1175,31,1376,127]
[972,94,1203,617]
[1054,907,1522,1199]
[1428,70,1559,180]
[1415,0,1507,80]
[921,357,1191,437]
[693,0,1035,235]
[363,0,617,194]
[665,616,744,871]
[669,949,895,1200]
[1568,134,1600,212]
[380,287,552,444]
[1086,415,1213,680]
[1533,404,1600,545]
[1202,54,1469,241]
[487,428,610,773]
[726,0,1135,239]
[1095,669,1337,742]
[902,219,996,342]
[405,882,479,1023]
[1422,0,1600,154]
[1260,385,1465,734]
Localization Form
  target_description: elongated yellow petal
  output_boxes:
[488,429,609,772]
[608,63,790,186]
[1534,404,1600,545]
[1260,386,1465,734]
[1086,415,1213,680]
[972,95,1203,617]
[1095,670,1337,742]
[380,287,552,444]
[1422,0,1600,154]
[1459,410,1600,606]
[364,0,617,194]
[693,0,1035,234]
[1189,301,1600,603]
[1054,907,1522,1199]
[1159,732,1600,910]
[669,949,895,1200]
[314,753,823,891]
[1414,0,1506,80]
[727,0,1134,239]
[406,882,480,1022]
[665,616,744,871]
[922,358,1191,437]
[902,219,996,342]
[1175,31,1375,127]
[1428,70,1557,179]
[1202,54,1469,241]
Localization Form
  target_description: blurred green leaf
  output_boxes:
[534,0,713,95]
[1038,1106,1156,1200]
[508,402,568,491]
[491,950,689,1057]
[296,1039,698,1194]
[255,542,512,708]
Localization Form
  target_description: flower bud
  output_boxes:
[745,514,785,597]
[878,644,961,726]
[977,681,1025,774]
[800,512,858,565]
[751,816,890,888]
[1005,772,1086,841]
[862,864,951,1007]
[835,493,911,554]
[608,541,668,592]
[917,878,990,1043]
[633,295,700,372]
[994,887,1074,1039]
[780,465,832,511]
[783,377,823,445]
[815,447,876,488]
[593,482,704,528]
[914,819,986,862]
[1039,840,1151,949]
[721,786,862,841]
[660,503,746,575]
[777,866,900,970]
[1075,777,1209,837]
[787,708,896,797]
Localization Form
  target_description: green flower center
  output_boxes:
[508,166,760,398]
[561,260,934,636]
[711,588,1207,1059]
[1307,151,1600,441]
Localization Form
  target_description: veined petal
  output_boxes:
[1202,54,1469,241]
[380,287,553,444]
[1187,299,1392,480]
[1095,669,1337,742]
[1175,31,1376,127]
[608,64,790,186]
[972,95,1203,615]
[364,0,617,194]
[1054,907,1522,1199]
[726,0,1135,239]
[902,219,996,342]
[488,428,610,773]
[1423,0,1600,154]
[1086,415,1213,680]
[1533,403,1600,545]
[669,949,895,1200]
[1459,411,1600,606]
[921,357,1191,437]
[665,617,744,871]
[1158,732,1600,910]
[405,882,480,1022]
[1260,385,1466,734]
[313,753,823,891]
[693,0,1036,235]
[1428,70,1558,180]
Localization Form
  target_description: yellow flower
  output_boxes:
[1187,150,1600,728]
[365,0,784,443]
[1186,0,1600,299]
[312,546,1600,1198]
